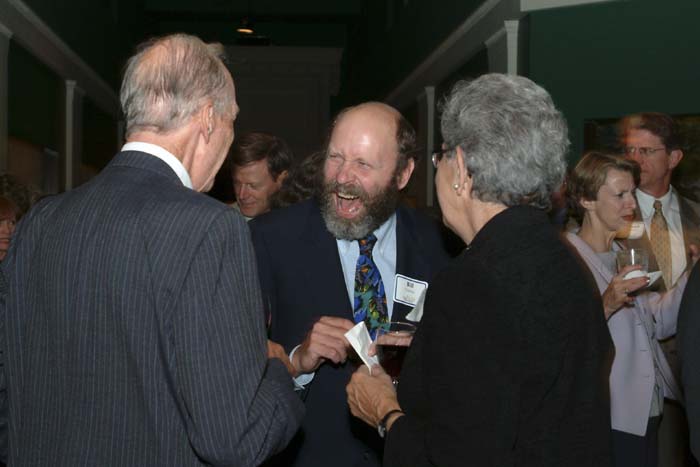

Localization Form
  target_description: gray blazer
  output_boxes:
[0,150,303,466]
[566,233,684,436]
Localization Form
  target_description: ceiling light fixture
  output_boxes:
[236,17,254,34]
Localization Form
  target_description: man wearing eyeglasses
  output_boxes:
[619,111,700,467]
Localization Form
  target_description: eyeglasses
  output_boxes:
[623,146,667,157]
[431,148,452,169]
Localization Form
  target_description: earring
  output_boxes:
[453,184,460,190]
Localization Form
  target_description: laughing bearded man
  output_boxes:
[249,102,450,467]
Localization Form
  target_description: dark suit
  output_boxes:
[678,260,700,462]
[384,206,613,467]
[629,190,700,467]
[249,198,449,467]
[0,150,304,466]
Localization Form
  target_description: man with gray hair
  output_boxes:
[0,33,303,466]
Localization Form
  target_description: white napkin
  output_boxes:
[405,288,427,322]
[344,322,379,374]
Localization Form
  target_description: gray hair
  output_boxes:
[440,73,569,210]
[120,34,234,137]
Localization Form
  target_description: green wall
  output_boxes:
[528,0,700,162]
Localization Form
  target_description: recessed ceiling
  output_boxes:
[142,0,366,47]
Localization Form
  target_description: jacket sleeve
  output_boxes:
[169,210,303,466]
[641,271,688,340]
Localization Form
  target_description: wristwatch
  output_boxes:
[377,409,404,438]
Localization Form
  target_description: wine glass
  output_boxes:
[375,321,416,385]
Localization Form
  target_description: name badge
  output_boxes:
[393,274,428,307]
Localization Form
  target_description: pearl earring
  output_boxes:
[453,184,460,190]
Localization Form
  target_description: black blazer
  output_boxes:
[385,206,614,467]
[0,151,304,466]
[678,260,700,462]
[250,198,449,467]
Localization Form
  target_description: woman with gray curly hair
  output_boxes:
[346,74,614,466]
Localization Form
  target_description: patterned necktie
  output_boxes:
[650,200,673,287]
[353,234,388,339]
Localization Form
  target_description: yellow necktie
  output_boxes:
[650,200,672,287]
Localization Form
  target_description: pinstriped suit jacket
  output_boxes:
[0,150,304,466]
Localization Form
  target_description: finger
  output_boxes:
[318,316,356,331]
[307,340,348,364]
[621,277,649,292]
[311,319,356,342]
[309,327,352,352]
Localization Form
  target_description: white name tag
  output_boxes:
[393,274,428,307]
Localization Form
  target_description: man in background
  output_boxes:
[0,33,303,466]
[620,112,700,467]
[231,131,293,219]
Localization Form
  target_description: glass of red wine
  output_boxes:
[375,321,416,385]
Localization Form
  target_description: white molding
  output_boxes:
[64,80,76,190]
[0,33,9,171]
[521,0,615,12]
[64,80,84,190]
[0,0,119,117]
[385,0,522,109]
[423,86,436,208]
[505,20,520,74]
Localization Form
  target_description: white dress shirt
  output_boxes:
[636,188,685,286]
[122,142,193,189]
[292,214,399,387]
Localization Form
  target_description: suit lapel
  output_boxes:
[677,189,700,270]
[303,201,354,320]
[393,207,430,322]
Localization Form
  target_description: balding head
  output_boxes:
[320,102,416,240]
[332,102,416,175]
[120,34,236,138]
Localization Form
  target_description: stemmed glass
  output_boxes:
[374,321,416,385]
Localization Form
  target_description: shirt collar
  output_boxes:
[636,186,677,218]
[121,142,193,189]
[337,213,397,254]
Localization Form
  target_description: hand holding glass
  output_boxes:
[616,248,648,279]
[374,322,416,385]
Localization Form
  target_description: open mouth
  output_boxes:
[334,190,364,218]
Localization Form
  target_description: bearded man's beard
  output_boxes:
[320,179,401,240]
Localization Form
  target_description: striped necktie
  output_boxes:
[650,200,672,287]
[353,234,388,339]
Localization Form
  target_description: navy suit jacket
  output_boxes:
[0,151,303,466]
[249,198,449,467]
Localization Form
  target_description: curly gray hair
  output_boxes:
[439,73,569,210]
[120,34,234,137]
